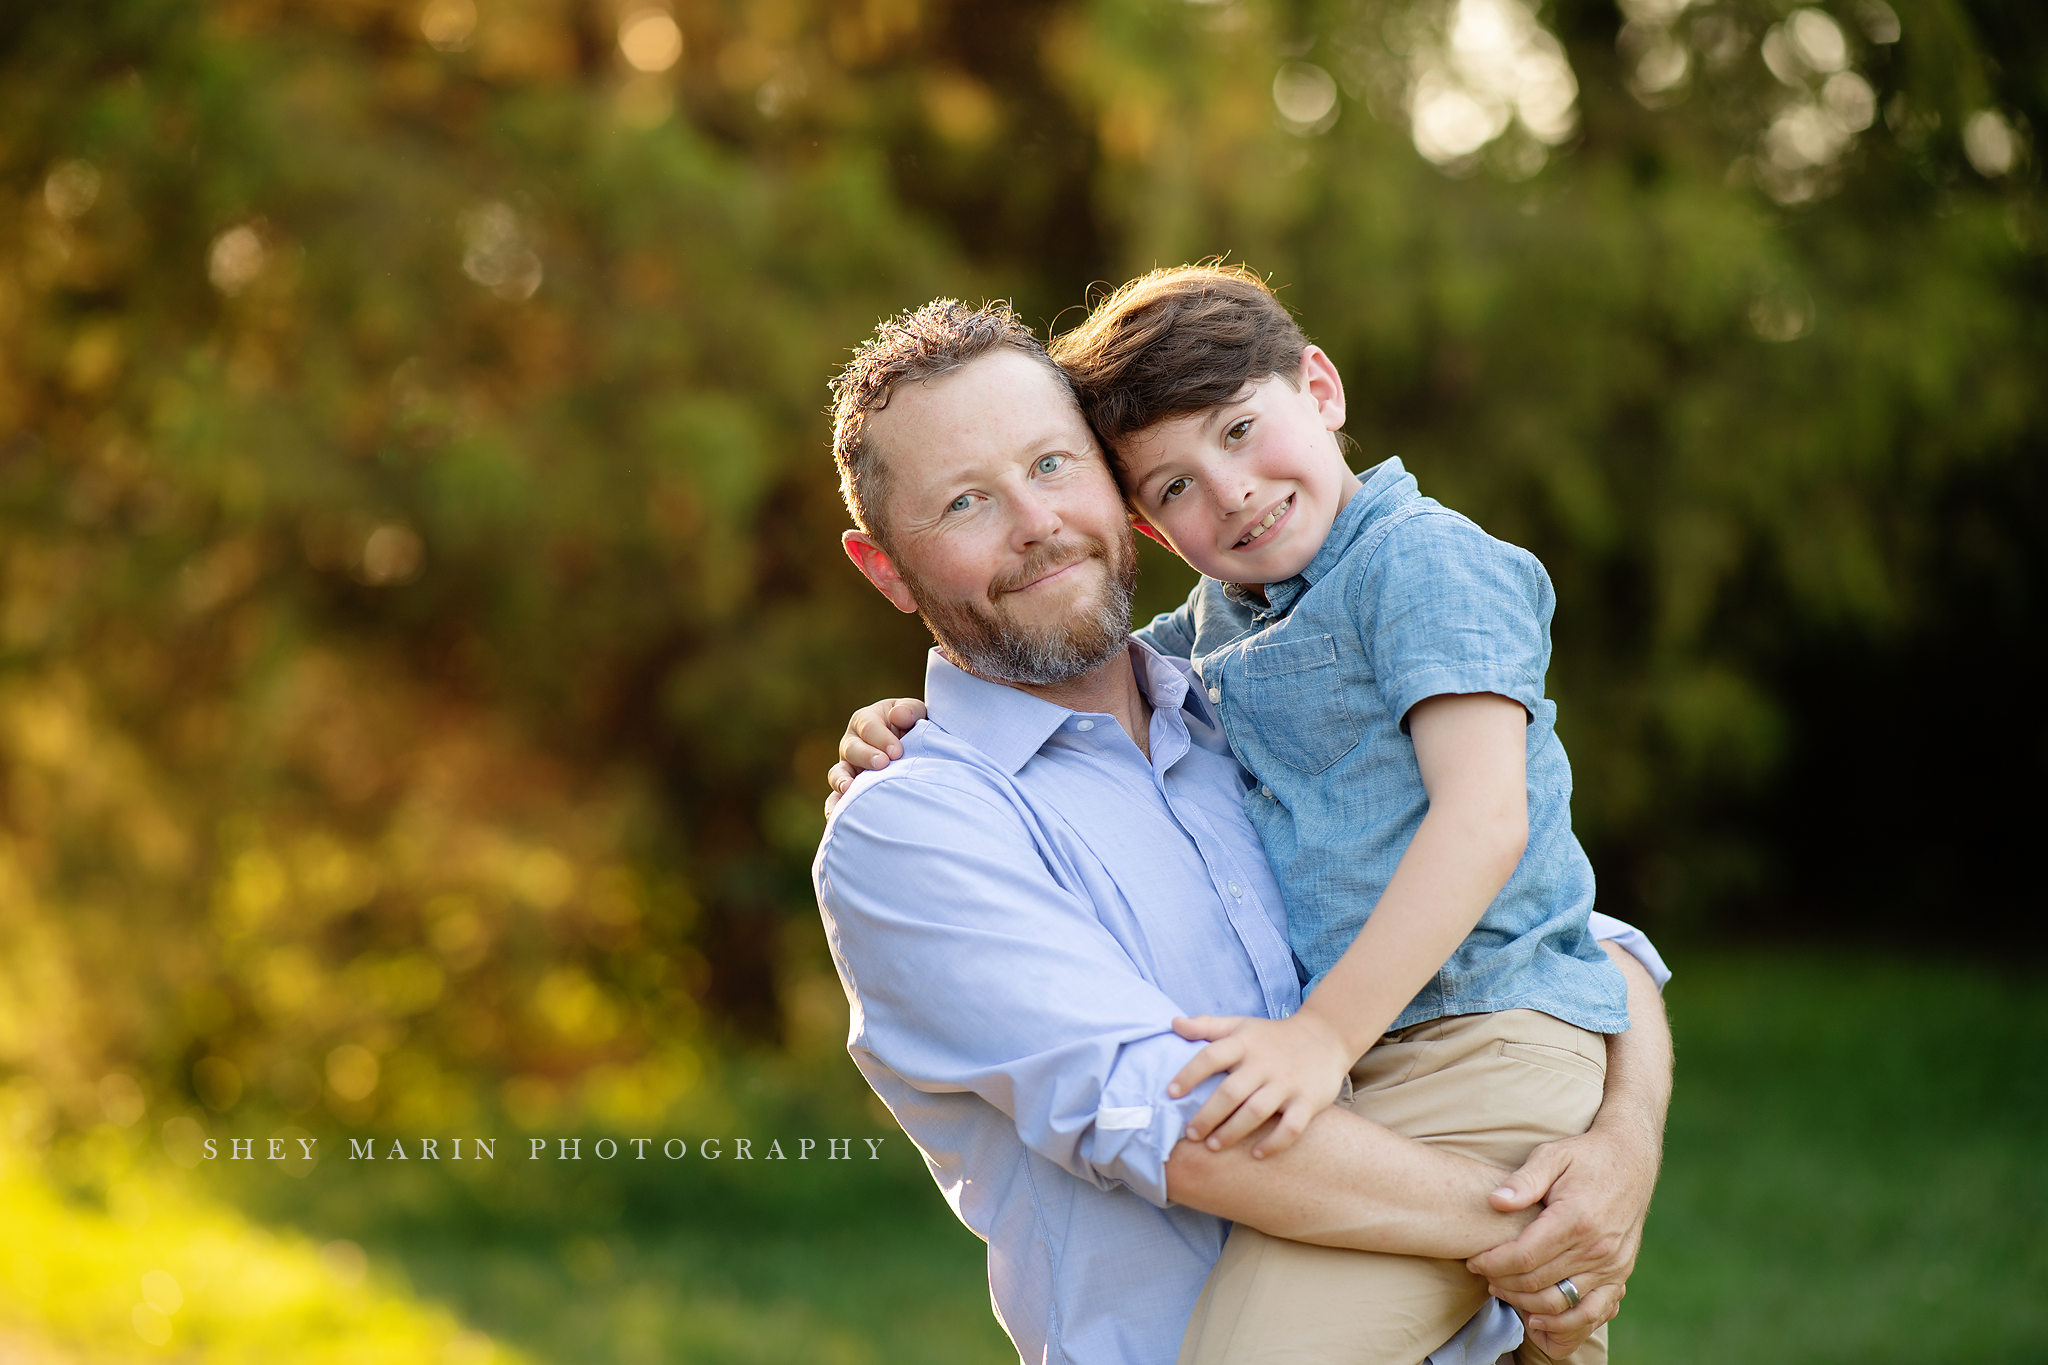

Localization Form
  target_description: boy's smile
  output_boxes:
[1118,346,1361,585]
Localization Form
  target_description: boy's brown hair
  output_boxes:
[1048,263,1309,471]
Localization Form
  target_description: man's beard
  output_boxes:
[901,529,1138,687]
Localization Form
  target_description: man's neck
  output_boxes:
[1009,646,1154,760]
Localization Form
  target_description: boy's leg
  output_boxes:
[1179,1225,1488,1365]
[1349,1010,1608,1365]
[1177,1010,1608,1365]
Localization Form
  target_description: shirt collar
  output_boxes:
[1261,456,1419,616]
[922,639,1203,775]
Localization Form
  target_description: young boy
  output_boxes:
[835,265,1632,1365]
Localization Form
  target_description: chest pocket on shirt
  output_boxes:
[1241,633,1359,775]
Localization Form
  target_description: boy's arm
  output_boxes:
[1169,690,1529,1155]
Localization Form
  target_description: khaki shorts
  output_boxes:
[1177,1009,1608,1365]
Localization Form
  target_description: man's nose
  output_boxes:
[1010,484,1064,546]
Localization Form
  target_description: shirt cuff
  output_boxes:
[1587,910,1672,990]
[1380,662,1544,732]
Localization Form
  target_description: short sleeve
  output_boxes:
[1356,509,1551,730]
[1132,581,1200,661]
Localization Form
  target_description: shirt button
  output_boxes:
[1207,687,1221,704]
[1228,881,1242,898]
[1075,719,1094,732]
[1261,786,1272,798]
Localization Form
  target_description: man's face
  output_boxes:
[854,349,1137,686]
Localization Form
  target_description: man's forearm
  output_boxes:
[1591,940,1673,1157]
[1164,1104,1536,1258]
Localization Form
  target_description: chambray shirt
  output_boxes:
[814,643,1530,1365]
[1137,458,1629,1035]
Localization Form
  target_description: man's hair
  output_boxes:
[1048,263,1309,471]
[829,298,1073,549]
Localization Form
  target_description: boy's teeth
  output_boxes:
[1236,496,1291,547]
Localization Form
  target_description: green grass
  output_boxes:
[1618,955,2048,1363]
[7,955,2045,1363]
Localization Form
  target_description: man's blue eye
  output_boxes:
[1037,455,1061,474]
[950,495,971,512]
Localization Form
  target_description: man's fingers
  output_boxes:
[1477,1221,1629,1297]
[1466,1197,1596,1281]
[1523,1280,1624,1356]
[1485,1137,1571,1214]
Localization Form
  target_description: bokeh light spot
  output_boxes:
[359,523,424,586]
[320,1239,369,1286]
[161,1116,207,1169]
[141,1269,183,1315]
[99,1072,146,1127]
[132,1303,172,1346]
[459,202,542,300]
[208,225,266,296]
[326,1043,380,1102]
[1964,110,2018,177]
[43,159,101,219]
[619,10,683,73]
[1273,62,1339,132]
[193,1056,243,1112]
[420,0,476,51]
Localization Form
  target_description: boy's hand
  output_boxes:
[1165,1012,1354,1159]
[824,697,927,814]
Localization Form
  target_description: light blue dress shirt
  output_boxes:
[1138,458,1629,1035]
[815,642,1562,1365]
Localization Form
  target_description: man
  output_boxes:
[813,299,1671,1365]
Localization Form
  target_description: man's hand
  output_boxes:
[824,697,927,813]
[1466,939,1672,1357]
[1466,1126,1654,1353]
[1166,1013,1354,1159]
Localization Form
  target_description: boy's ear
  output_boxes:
[1126,510,1180,557]
[842,531,921,614]
[1298,345,1348,433]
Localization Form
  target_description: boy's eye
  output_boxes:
[1224,418,1253,445]
[1035,454,1063,474]
[1161,476,1192,502]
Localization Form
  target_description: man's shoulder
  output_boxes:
[822,730,1029,844]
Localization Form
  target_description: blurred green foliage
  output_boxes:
[0,0,2041,1209]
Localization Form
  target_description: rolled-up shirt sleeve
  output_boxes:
[816,763,1216,1208]
[1586,910,1673,990]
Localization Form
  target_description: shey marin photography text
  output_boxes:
[173,1131,890,1167]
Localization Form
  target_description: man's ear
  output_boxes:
[1298,345,1348,433]
[1126,510,1181,558]
[842,531,921,614]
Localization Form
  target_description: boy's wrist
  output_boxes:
[1295,995,1383,1064]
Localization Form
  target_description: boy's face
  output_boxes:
[1116,346,1361,585]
